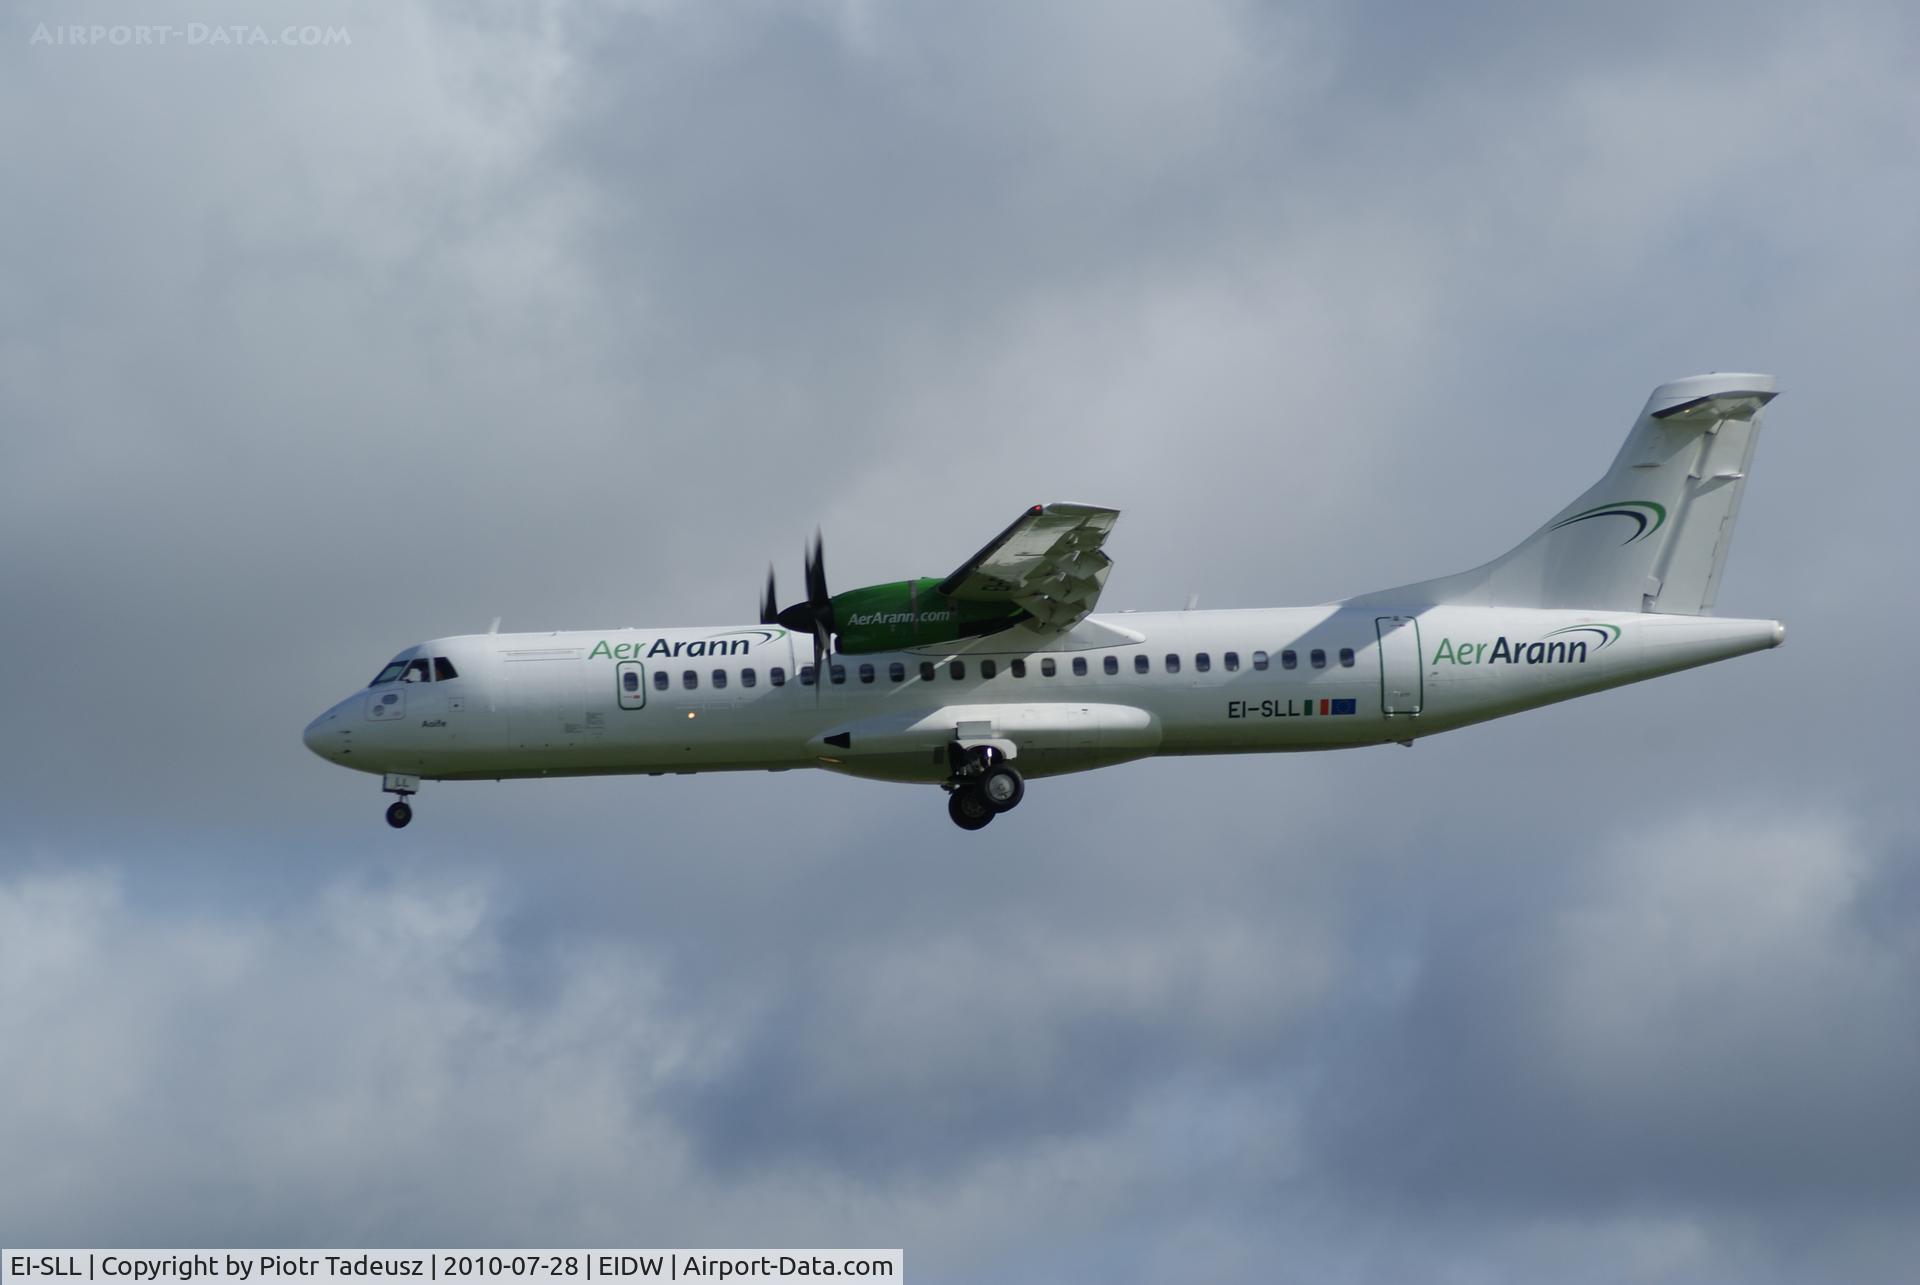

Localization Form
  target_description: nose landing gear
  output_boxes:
[382,772,420,829]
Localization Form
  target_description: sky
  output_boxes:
[3,0,1919,1279]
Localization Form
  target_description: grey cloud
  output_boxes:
[1307,815,1920,1211]
[668,912,1339,1178]
[8,806,1920,1282]
[3,0,1919,1279]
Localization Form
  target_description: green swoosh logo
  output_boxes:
[1542,623,1621,649]
[1549,501,1667,545]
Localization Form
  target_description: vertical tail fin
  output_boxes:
[1366,373,1777,613]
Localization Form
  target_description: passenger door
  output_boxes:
[616,661,648,711]
[1376,616,1424,716]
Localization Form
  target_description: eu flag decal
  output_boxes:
[1330,698,1357,716]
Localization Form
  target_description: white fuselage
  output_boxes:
[302,604,1783,787]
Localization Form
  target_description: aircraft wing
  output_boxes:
[937,503,1120,631]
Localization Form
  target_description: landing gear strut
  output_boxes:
[382,772,420,830]
[945,747,1024,830]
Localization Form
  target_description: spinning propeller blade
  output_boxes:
[760,566,780,626]
[765,530,836,701]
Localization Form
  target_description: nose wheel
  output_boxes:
[381,772,420,830]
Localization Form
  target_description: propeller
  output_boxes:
[760,566,780,626]
[764,531,834,694]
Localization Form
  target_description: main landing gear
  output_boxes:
[944,748,1024,831]
[382,772,420,829]
[948,788,995,830]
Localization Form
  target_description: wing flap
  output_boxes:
[937,503,1120,631]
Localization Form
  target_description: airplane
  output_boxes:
[304,373,1785,831]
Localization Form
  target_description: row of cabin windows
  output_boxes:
[647,666,791,692]
[653,646,1360,691]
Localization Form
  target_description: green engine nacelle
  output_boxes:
[831,578,1028,653]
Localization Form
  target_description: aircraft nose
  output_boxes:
[303,707,341,760]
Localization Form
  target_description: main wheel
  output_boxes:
[980,764,1025,812]
[386,800,413,829]
[948,786,994,830]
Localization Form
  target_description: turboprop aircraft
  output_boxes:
[304,373,1785,831]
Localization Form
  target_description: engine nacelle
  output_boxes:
[830,577,1028,653]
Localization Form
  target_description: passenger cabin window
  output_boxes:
[1310,648,1327,669]
[1164,654,1181,673]
[920,661,937,682]
[1041,658,1057,677]
[403,658,431,683]
[1103,656,1118,675]
[711,669,728,689]
[830,664,847,685]
[1074,657,1089,676]
[770,666,786,686]
[799,665,815,686]
[1339,647,1355,668]
[1134,655,1150,674]
[1011,659,1027,678]
[948,660,966,680]
[1252,650,1269,671]
[433,657,459,682]
[653,671,669,691]
[622,671,640,694]
[889,662,906,682]
[1223,652,1239,672]
[682,670,698,690]
[981,660,998,680]
[741,668,757,688]
[859,663,875,684]
[1195,652,1210,673]
[1281,649,1298,670]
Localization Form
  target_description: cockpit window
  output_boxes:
[402,659,431,683]
[433,657,459,681]
[369,662,408,687]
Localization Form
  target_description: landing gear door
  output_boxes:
[616,661,648,710]
[1376,616,1423,716]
